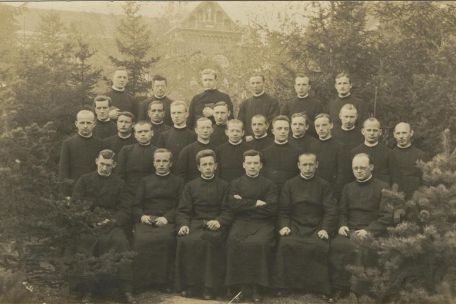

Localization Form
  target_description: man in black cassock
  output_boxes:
[105,67,136,119]
[59,110,104,196]
[273,152,337,298]
[262,115,300,189]
[176,117,215,183]
[351,117,395,185]
[281,74,323,137]
[238,75,280,135]
[137,75,173,125]
[330,153,392,300]
[392,122,429,198]
[71,149,135,304]
[225,149,278,302]
[246,114,274,151]
[187,68,233,128]
[146,100,171,146]
[175,149,231,300]
[216,119,250,182]
[289,112,317,154]
[103,112,136,157]
[132,148,184,293]
[211,101,230,147]
[93,95,117,140]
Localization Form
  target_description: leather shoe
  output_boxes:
[252,286,262,303]
[203,287,213,300]
[124,292,137,304]
[81,292,94,304]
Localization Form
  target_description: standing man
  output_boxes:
[103,111,136,157]
[211,101,230,147]
[288,112,317,154]
[93,95,117,140]
[246,114,274,151]
[106,67,136,119]
[238,74,280,135]
[59,110,104,196]
[188,68,233,128]
[138,75,173,125]
[146,100,171,146]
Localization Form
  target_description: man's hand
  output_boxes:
[141,215,154,225]
[279,227,291,236]
[206,220,221,231]
[109,108,120,120]
[178,226,190,236]
[256,200,267,207]
[155,217,168,227]
[317,229,329,240]
[245,135,254,142]
[202,107,214,118]
[97,218,111,226]
[338,226,350,237]
[233,194,242,200]
[354,229,368,240]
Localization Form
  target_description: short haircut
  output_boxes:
[113,66,128,74]
[363,117,381,128]
[117,111,135,122]
[200,68,217,80]
[340,103,358,114]
[170,100,187,111]
[152,74,167,84]
[214,101,229,109]
[134,120,152,130]
[226,119,244,129]
[154,148,173,162]
[94,95,112,107]
[251,114,268,125]
[243,149,262,162]
[98,149,115,160]
[394,121,412,132]
[314,113,332,123]
[76,110,95,121]
[196,117,212,127]
[295,73,310,84]
[272,115,290,127]
[196,149,216,165]
[335,72,351,82]
[148,100,164,111]
[353,152,371,165]
[291,112,309,125]
[250,74,265,82]
[298,152,317,161]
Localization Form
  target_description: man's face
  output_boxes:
[213,105,230,125]
[195,120,213,141]
[298,154,318,178]
[225,124,244,143]
[272,120,290,143]
[75,112,96,136]
[294,77,311,97]
[153,80,167,98]
[134,124,153,144]
[198,156,217,178]
[112,70,129,90]
[315,117,333,140]
[250,76,264,95]
[335,76,352,96]
[352,156,373,181]
[154,152,172,175]
[201,74,216,90]
[394,123,413,148]
[339,108,358,129]
[362,120,381,144]
[148,103,165,124]
[243,155,262,177]
[291,116,309,137]
[117,115,133,135]
[94,100,110,121]
[170,105,188,126]
[96,156,115,176]
[251,116,268,137]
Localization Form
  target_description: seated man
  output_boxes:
[288,112,317,154]
[225,149,278,302]
[273,152,337,298]
[330,153,392,300]
[71,149,135,304]
[246,114,274,151]
[132,148,184,293]
[175,149,231,300]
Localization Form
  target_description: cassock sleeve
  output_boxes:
[113,181,133,227]
[71,175,87,202]
[132,178,145,223]
[116,145,128,181]
[176,147,189,181]
[226,95,234,120]
[278,180,292,228]
[237,100,247,128]
[176,183,193,228]
[268,99,280,122]
[187,97,197,129]
[366,187,393,234]
[280,102,290,117]
[164,177,184,223]
[334,145,345,199]
[338,185,349,228]
[227,180,257,213]
[254,181,279,218]
[321,182,338,233]
[216,182,233,226]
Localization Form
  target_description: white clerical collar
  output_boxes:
[156,171,170,177]
[198,139,210,145]
[97,118,110,122]
[275,139,288,145]
[254,133,268,139]
[357,174,373,183]
[253,91,265,97]
[397,143,412,149]
[300,173,314,180]
[364,141,379,147]
[112,85,125,92]
[205,88,217,92]
[201,174,215,180]
[341,125,356,131]
[292,134,305,139]
[319,135,332,141]
[152,121,164,126]
[78,133,93,139]
[338,92,351,98]
[138,141,151,146]
[97,172,111,177]
[246,173,259,178]
[229,140,243,146]
[174,124,187,129]
[118,133,132,139]
[297,93,309,99]
[216,123,226,127]
[154,95,166,100]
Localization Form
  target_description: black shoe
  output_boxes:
[124,292,137,304]
[181,288,194,298]
[252,286,262,303]
[203,287,213,300]
[81,293,94,304]
[276,288,290,297]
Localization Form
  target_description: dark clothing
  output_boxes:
[281,95,323,137]
[238,93,280,135]
[132,173,183,288]
[216,141,250,182]
[117,143,157,195]
[103,134,136,157]
[332,128,364,185]
[326,94,370,128]
[188,89,233,128]
[225,175,278,287]
[106,88,136,116]
[59,134,104,196]
[176,141,216,183]
[262,142,299,189]
[246,135,274,151]
[175,176,231,291]
[211,124,228,147]
[289,135,317,155]
[151,122,171,147]
[158,127,196,164]
[93,120,117,140]
[137,96,173,126]
[351,143,395,185]
[391,145,428,198]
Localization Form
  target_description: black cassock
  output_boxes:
[273,175,337,294]
[215,141,250,182]
[351,143,396,185]
[262,142,299,189]
[176,141,216,183]
[211,123,228,147]
[289,134,317,155]
[158,127,196,167]
[225,175,278,288]
[175,176,231,291]
[103,134,136,158]
[332,127,364,186]
[132,173,184,290]
[93,120,117,140]
[246,135,274,151]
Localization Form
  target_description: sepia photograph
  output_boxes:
[0,1,455,303]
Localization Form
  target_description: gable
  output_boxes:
[181,1,237,32]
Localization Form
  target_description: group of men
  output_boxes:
[59,67,429,303]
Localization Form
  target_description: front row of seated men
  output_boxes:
[71,146,391,303]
